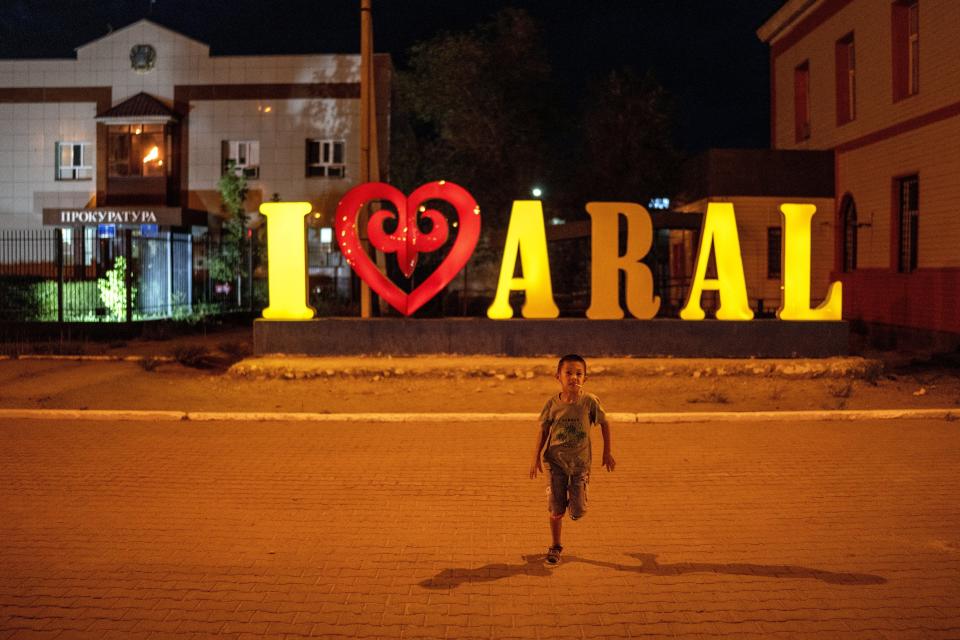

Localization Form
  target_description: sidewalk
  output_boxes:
[2,416,959,639]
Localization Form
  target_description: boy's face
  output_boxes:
[556,361,586,395]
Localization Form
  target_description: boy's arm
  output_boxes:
[600,419,616,471]
[529,423,549,479]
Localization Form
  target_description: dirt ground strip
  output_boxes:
[1,339,960,415]
[0,358,960,413]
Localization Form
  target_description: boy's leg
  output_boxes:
[568,471,589,521]
[550,512,563,547]
[547,470,568,547]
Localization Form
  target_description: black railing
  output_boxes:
[0,228,260,322]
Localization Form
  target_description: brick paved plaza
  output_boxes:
[2,417,959,639]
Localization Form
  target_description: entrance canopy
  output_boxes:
[95,91,180,124]
[95,92,179,125]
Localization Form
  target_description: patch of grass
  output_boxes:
[687,389,730,404]
[139,357,163,372]
[828,381,854,398]
[218,340,251,360]
[173,345,221,370]
[862,364,882,386]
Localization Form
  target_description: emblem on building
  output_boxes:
[129,44,157,73]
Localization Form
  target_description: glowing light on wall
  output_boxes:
[487,201,559,319]
[335,181,480,316]
[585,202,660,319]
[142,146,159,163]
[680,202,754,321]
[260,202,315,320]
[778,203,842,320]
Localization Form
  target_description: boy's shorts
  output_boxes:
[547,468,589,519]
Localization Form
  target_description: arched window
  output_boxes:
[840,194,857,272]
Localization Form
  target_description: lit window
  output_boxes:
[794,61,811,142]
[897,175,919,273]
[306,139,346,178]
[55,142,92,180]
[108,124,166,177]
[222,140,260,179]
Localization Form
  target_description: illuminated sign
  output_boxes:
[259,183,842,321]
[335,181,481,316]
[260,201,314,320]
[42,207,185,226]
[585,202,660,320]
[487,201,559,319]
[679,202,754,321]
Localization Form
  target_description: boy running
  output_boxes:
[529,354,615,565]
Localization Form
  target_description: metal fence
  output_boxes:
[0,228,259,322]
[0,227,700,322]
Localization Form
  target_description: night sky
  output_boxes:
[0,0,784,151]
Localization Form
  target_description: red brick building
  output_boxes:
[758,0,960,339]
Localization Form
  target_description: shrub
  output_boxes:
[98,256,136,321]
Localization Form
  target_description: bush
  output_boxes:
[98,256,136,321]
[0,278,101,321]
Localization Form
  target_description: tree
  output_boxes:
[579,68,681,204]
[394,8,558,230]
[390,12,681,314]
[210,160,249,287]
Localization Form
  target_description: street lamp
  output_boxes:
[531,187,543,198]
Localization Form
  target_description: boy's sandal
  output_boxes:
[545,545,563,565]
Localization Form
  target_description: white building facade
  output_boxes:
[0,19,390,233]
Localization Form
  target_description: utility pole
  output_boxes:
[359,0,381,317]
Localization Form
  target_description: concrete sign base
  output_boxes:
[254,318,849,358]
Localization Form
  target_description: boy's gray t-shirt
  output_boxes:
[539,392,606,474]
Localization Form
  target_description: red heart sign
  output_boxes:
[335,181,481,316]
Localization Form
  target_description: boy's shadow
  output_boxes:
[418,552,886,589]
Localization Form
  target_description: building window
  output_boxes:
[55,142,93,180]
[840,194,858,272]
[108,124,167,177]
[835,33,856,125]
[897,175,919,273]
[222,140,260,179]
[794,61,811,141]
[306,139,346,178]
[767,227,782,280]
[892,0,919,101]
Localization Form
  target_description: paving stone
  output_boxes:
[1,418,959,639]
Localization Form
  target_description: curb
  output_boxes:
[0,408,956,423]
[2,354,173,362]
[0,409,185,421]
